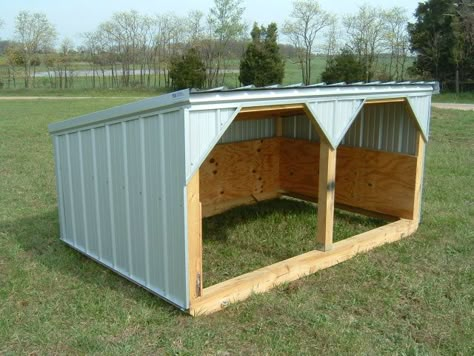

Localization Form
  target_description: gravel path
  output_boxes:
[431,103,474,111]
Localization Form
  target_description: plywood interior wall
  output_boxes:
[200,112,419,220]
[200,139,280,217]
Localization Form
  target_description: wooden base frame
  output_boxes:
[190,218,418,316]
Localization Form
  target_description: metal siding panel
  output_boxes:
[186,108,238,180]
[68,133,86,250]
[143,115,167,292]
[162,110,187,306]
[80,130,100,258]
[341,102,417,155]
[58,135,75,245]
[94,126,114,266]
[53,137,66,241]
[109,123,129,275]
[125,119,147,285]
[407,96,431,140]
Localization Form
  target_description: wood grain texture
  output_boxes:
[200,139,280,217]
[189,219,418,315]
[317,141,336,250]
[187,172,202,304]
[411,132,426,223]
[279,138,417,219]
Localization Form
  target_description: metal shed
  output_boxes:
[48,82,436,315]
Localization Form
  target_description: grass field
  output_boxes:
[0,98,473,354]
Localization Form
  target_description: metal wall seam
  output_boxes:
[121,122,133,278]
[158,114,170,298]
[139,117,151,288]
[77,131,90,252]
[105,125,118,269]
[65,134,77,247]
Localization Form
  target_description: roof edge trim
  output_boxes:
[48,89,191,134]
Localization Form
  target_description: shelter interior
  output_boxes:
[186,98,425,315]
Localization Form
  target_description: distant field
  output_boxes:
[0,55,415,92]
[0,98,472,354]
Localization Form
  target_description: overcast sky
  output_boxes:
[1,0,422,45]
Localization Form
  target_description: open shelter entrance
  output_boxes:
[186,96,426,315]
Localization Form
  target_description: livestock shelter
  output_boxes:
[48,82,437,315]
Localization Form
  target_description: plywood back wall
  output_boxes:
[279,138,417,219]
[200,139,280,217]
[200,138,418,219]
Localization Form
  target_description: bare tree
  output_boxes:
[206,0,246,87]
[343,5,385,82]
[322,16,340,65]
[383,7,410,80]
[187,10,206,46]
[283,0,332,85]
[15,11,57,88]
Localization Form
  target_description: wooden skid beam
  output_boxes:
[189,219,418,316]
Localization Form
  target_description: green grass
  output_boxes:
[0,100,473,354]
[432,92,474,104]
[203,200,385,287]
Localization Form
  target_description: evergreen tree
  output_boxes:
[321,48,365,83]
[408,0,474,89]
[239,23,285,87]
[169,48,206,90]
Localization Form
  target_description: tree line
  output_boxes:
[0,0,472,91]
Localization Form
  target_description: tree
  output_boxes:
[383,7,410,80]
[15,11,56,88]
[239,23,285,87]
[408,0,474,89]
[169,47,206,89]
[343,5,385,82]
[283,0,332,85]
[205,0,246,87]
[321,48,365,83]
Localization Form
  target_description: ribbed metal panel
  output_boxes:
[219,118,275,144]
[282,115,320,142]
[342,103,417,155]
[54,110,188,309]
[185,107,238,181]
[306,99,364,148]
[407,95,431,141]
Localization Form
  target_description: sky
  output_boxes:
[0,0,422,45]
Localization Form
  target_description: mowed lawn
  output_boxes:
[0,98,473,354]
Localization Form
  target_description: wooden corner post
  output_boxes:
[412,131,426,224]
[317,141,336,251]
[187,171,203,304]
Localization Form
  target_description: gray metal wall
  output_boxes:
[219,118,275,143]
[213,102,417,156]
[53,110,189,309]
[282,115,320,142]
[342,103,417,155]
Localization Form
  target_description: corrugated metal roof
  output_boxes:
[191,81,440,94]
